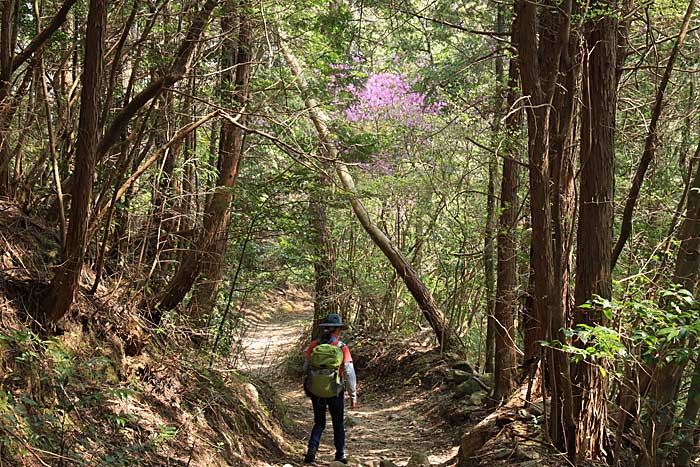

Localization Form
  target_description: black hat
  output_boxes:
[318,313,346,328]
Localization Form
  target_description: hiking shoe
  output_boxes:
[334,458,348,464]
[303,448,316,464]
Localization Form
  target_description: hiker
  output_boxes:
[303,313,357,464]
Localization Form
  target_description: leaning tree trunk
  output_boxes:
[41,0,105,325]
[153,2,251,321]
[189,8,245,321]
[278,31,459,351]
[572,2,617,459]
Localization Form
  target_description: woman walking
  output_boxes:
[303,313,358,464]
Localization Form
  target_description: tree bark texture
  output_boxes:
[493,53,520,401]
[41,0,106,324]
[279,32,459,351]
[572,2,617,459]
[516,0,576,456]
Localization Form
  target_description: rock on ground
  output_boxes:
[407,451,431,466]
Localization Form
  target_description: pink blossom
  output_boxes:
[344,73,444,127]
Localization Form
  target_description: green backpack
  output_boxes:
[307,342,345,398]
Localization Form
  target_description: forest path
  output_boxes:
[239,288,458,467]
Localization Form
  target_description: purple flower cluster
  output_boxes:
[345,73,444,127]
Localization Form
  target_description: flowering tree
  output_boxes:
[345,72,444,127]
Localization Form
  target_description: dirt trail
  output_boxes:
[239,290,458,467]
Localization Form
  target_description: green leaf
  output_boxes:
[603,307,613,320]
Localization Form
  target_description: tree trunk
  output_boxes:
[153,2,251,321]
[572,2,617,459]
[493,44,520,401]
[278,32,460,351]
[550,23,579,328]
[484,22,500,369]
[310,166,340,340]
[515,0,576,456]
[189,10,237,318]
[484,138,497,375]
[41,0,105,325]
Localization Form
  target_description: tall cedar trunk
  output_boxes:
[41,0,105,324]
[484,19,500,372]
[310,166,340,340]
[279,34,459,351]
[516,0,576,455]
[572,2,617,459]
[484,136,497,374]
[154,3,251,320]
[493,40,520,401]
[550,23,579,328]
[638,155,700,467]
[190,10,238,319]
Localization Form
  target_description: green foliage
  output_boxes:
[0,327,172,466]
[548,289,700,381]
